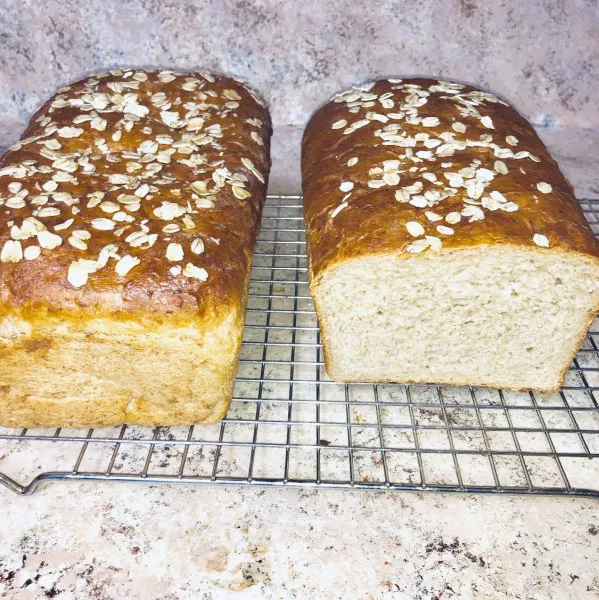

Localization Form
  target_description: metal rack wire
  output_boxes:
[1,194,599,497]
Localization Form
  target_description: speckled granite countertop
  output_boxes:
[1,484,598,599]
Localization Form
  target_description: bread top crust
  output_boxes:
[0,69,271,321]
[302,78,599,281]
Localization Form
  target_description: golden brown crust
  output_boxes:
[302,78,599,283]
[0,320,240,428]
[0,69,271,321]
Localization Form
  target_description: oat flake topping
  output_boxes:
[325,79,556,255]
[0,69,268,289]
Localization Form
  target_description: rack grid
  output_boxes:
[1,195,599,497]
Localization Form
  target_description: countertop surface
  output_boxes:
[1,484,599,599]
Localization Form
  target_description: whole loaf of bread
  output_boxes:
[0,69,271,427]
[302,78,599,392]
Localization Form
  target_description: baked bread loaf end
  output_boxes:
[0,69,271,427]
[302,78,599,392]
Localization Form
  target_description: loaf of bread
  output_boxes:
[0,69,271,427]
[302,78,599,392]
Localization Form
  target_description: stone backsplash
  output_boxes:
[0,0,597,192]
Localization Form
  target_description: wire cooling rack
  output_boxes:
[1,194,599,497]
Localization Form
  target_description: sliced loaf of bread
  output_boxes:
[302,78,599,392]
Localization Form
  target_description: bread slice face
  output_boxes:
[312,246,599,392]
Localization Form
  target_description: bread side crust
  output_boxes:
[0,305,244,428]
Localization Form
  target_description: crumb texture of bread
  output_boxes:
[302,78,599,391]
[0,68,271,427]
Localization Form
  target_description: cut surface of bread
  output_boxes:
[313,247,599,392]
